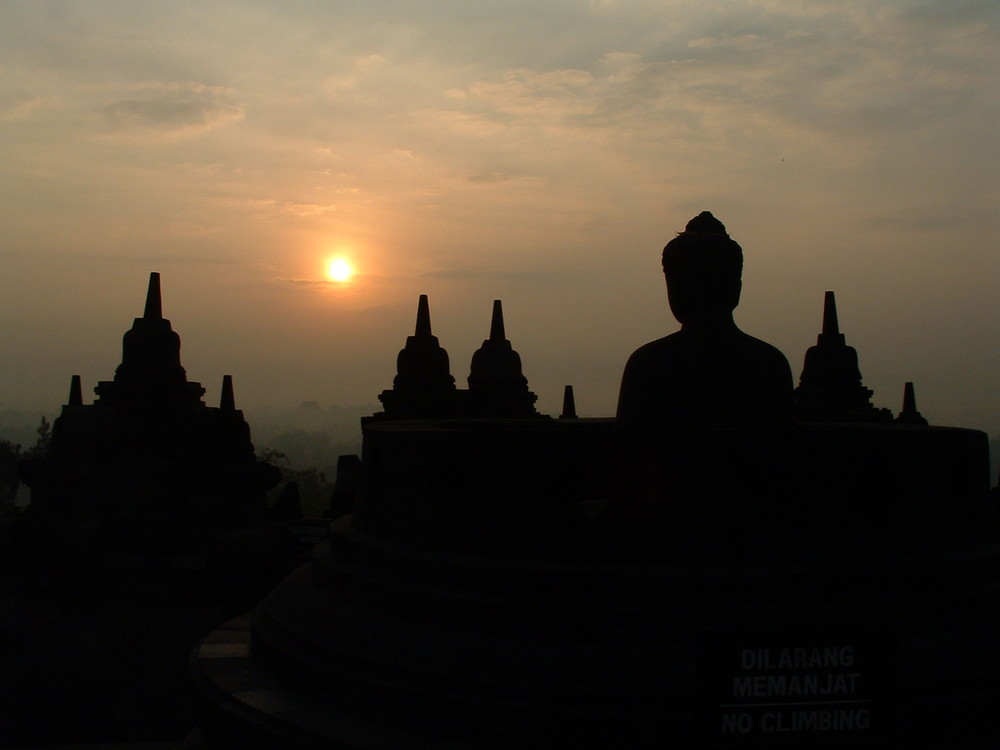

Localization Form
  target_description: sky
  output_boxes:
[0,0,997,434]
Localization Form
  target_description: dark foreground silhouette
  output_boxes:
[190,215,998,749]
[3,241,998,749]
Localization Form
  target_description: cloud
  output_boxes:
[467,173,514,184]
[436,1,995,168]
[97,82,243,136]
[283,202,338,218]
[902,0,1000,25]
[273,274,377,287]
[421,269,563,282]
[0,1,997,428]
[55,250,238,266]
[687,34,773,52]
[852,203,998,233]
[274,277,331,287]
[0,88,40,121]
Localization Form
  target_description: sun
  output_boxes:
[326,257,354,283]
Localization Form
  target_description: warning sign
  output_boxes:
[702,629,892,743]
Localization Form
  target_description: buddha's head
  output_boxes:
[662,211,743,325]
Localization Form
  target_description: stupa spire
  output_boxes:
[415,294,432,337]
[818,291,845,345]
[895,381,928,426]
[560,385,577,419]
[221,375,236,411]
[143,272,163,320]
[68,375,83,407]
[489,300,506,341]
[822,291,839,334]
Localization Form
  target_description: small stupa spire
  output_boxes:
[819,291,844,344]
[895,381,928,426]
[489,300,506,341]
[68,375,83,406]
[415,294,432,337]
[143,272,163,320]
[220,375,236,411]
[560,385,577,419]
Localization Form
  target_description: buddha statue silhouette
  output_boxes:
[616,212,794,429]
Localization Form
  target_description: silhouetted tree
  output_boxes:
[0,438,21,507]
[24,416,51,459]
[259,447,334,517]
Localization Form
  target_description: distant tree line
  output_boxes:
[258,447,337,518]
[0,414,354,518]
[0,416,52,511]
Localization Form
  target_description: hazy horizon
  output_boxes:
[1,1,997,434]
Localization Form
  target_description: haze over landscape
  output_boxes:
[1,1,997,446]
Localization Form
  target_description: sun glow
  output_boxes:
[326,257,354,283]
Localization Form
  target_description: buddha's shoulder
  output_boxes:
[737,332,791,361]
[624,334,685,364]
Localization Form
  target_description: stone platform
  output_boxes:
[190,419,1000,748]
[192,520,1000,749]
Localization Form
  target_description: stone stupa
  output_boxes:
[19,272,279,540]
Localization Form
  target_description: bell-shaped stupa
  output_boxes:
[19,273,276,527]
[467,300,538,417]
[794,291,891,422]
[377,295,458,418]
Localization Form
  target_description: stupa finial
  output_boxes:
[68,375,83,407]
[221,375,236,411]
[895,381,928,426]
[143,272,162,320]
[489,300,506,341]
[560,385,577,419]
[821,291,840,338]
[415,294,432,337]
